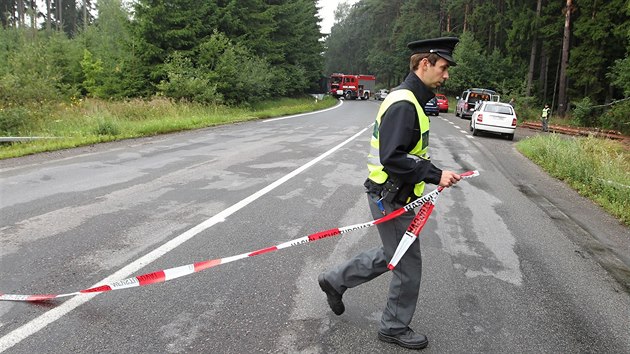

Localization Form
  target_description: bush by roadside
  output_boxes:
[517,134,630,226]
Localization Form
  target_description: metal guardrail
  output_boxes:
[309,93,325,101]
[0,137,62,142]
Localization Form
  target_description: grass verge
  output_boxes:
[0,96,337,160]
[516,134,630,225]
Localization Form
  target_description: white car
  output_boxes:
[375,89,389,100]
[470,101,517,140]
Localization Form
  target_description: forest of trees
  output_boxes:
[326,0,630,128]
[0,0,324,105]
[0,0,629,133]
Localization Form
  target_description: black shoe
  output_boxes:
[318,273,345,315]
[378,328,428,350]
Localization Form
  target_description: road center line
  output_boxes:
[0,123,370,353]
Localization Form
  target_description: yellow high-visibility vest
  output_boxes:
[367,89,430,197]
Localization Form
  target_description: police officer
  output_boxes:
[318,37,462,350]
[541,104,551,132]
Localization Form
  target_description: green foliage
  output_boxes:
[209,31,277,103]
[0,107,31,135]
[94,118,120,136]
[447,33,488,93]
[80,49,104,96]
[80,0,148,98]
[212,39,276,104]
[0,0,628,134]
[47,32,85,97]
[132,0,218,79]
[269,0,324,93]
[446,33,525,96]
[517,135,630,225]
[320,0,628,133]
[572,97,595,127]
[511,94,540,121]
[157,52,222,104]
[131,0,322,99]
[609,56,630,96]
[0,33,66,105]
[598,100,630,135]
[324,0,380,77]
[568,0,628,100]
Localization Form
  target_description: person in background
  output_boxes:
[541,104,551,132]
[317,37,461,351]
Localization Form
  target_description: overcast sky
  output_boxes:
[318,0,360,34]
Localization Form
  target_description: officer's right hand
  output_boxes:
[439,170,461,188]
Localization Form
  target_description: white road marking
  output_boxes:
[263,100,343,122]
[0,121,370,353]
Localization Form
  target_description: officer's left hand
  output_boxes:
[438,170,461,188]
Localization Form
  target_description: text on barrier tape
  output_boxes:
[0,171,479,302]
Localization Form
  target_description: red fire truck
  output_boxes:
[329,73,376,100]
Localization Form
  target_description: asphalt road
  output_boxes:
[1,100,629,353]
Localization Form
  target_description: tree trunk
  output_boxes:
[557,0,573,117]
[526,0,542,97]
[30,0,36,38]
[552,47,561,113]
[488,20,495,53]
[539,46,549,103]
[494,0,504,51]
[57,0,63,31]
[30,0,36,28]
[463,2,469,32]
[447,13,451,32]
[83,0,87,32]
[17,0,25,27]
[526,40,537,97]
[46,0,52,32]
[439,0,445,35]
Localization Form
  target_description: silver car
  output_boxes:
[470,101,517,140]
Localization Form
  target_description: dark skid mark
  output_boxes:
[518,184,630,293]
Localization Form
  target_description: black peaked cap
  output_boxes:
[407,37,459,66]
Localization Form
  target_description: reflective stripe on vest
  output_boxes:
[367,89,430,197]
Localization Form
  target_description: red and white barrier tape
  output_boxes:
[0,170,478,302]
[389,170,479,270]
[388,187,441,270]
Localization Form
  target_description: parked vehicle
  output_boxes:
[374,89,389,100]
[469,101,517,140]
[435,94,449,112]
[456,88,500,119]
[329,73,376,100]
[424,97,440,116]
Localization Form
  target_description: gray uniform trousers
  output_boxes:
[324,193,422,334]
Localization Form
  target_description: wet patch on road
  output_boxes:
[517,183,630,293]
